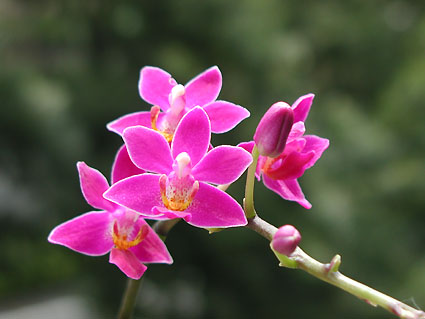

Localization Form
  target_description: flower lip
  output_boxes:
[159,172,199,212]
[112,221,149,251]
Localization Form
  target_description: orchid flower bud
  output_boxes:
[254,102,294,158]
[271,225,301,256]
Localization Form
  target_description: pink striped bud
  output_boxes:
[254,102,294,158]
[271,225,301,256]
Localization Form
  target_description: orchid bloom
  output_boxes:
[48,158,172,280]
[240,94,329,209]
[107,66,250,141]
[104,107,252,228]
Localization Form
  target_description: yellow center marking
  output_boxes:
[112,222,148,250]
[161,193,193,211]
[151,106,174,142]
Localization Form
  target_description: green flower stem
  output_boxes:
[246,215,425,319]
[244,145,260,219]
[117,218,180,319]
[153,218,181,241]
[247,213,277,240]
[117,278,143,319]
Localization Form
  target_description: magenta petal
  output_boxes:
[185,182,247,228]
[77,162,116,211]
[171,107,211,166]
[123,126,173,174]
[130,219,173,264]
[292,93,314,123]
[109,248,148,279]
[192,145,252,184]
[203,101,250,133]
[287,122,306,142]
[237,141,261,180]
[111,145,145,184]
[238,141,255,153]
[138,66,176,111]
[263,176,312,209]
[48,211,114,256]
[302,135,330,169]
[185,66,222,108]
[266,151,315,180]
[107,111,165,136]
[104,174,163,217]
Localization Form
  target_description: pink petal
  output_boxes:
[171,107,211,166]
[48,211,114,256]
[138,66,176,111]
[263,176,312,209]
[107,111,165,136]
[77,162,116,211]
[123,126,173,174]
[104,174,163,217]
[292,93,314,123]
[109,248,148,279]
[130,219,173,264]
[111,145,145,184]
[237,141,261,181]
[192,145,252,184]
[287,122,306,142]
[265,151,315,180]
[302,135,330,169]
[185,182,247,228]
[203,101,250,133]
[185,66,222,109]
[238,141,254,153]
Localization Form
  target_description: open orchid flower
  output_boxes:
[48,160,172,280]
[107,66,250,141]
[104,107,252,228]
[240,94,329,209]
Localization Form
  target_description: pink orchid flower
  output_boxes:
[240,94,329,209]
[107,66,250,141]
[48,159,172,280]
[104,107,252,228]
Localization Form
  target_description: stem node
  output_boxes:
[324,254,341,274]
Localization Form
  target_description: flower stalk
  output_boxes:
[117,218,180,319]
[117,278,143,319]
[246,215,425,319]
[244,145,260,219]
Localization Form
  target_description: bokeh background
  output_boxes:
[1,1,424,318]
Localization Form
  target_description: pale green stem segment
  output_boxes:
[117,219,180,319]
[247,215,425,319]
[244,145,260,219]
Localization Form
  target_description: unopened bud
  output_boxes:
[254,102,294,158]
[271,225,301,256]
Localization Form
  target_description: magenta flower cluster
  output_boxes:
[48,66,328,279]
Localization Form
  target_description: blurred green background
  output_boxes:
[0,0,424,318]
